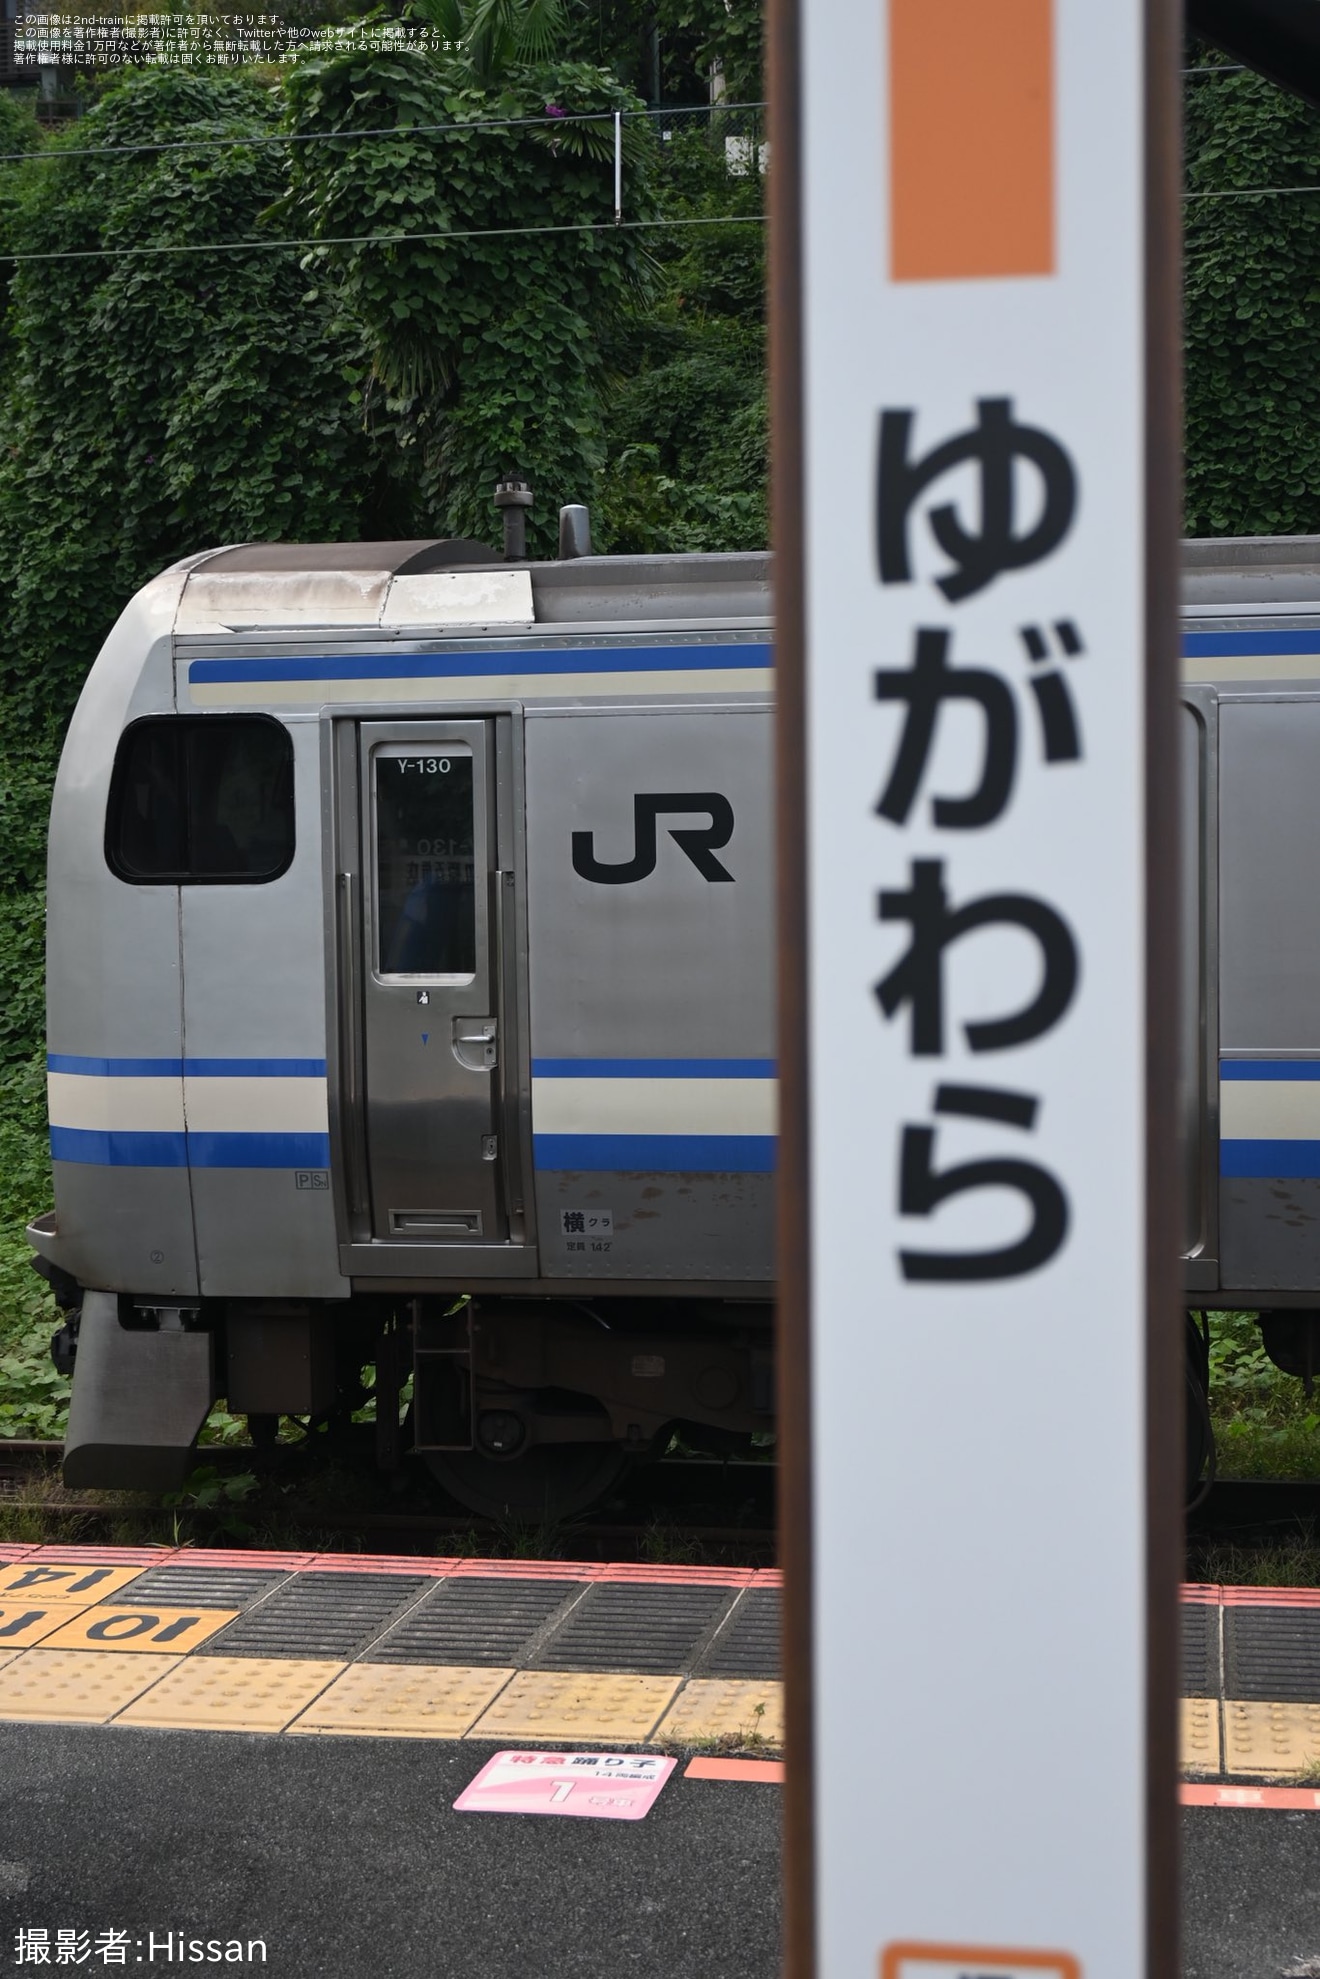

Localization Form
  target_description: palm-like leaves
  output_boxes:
[411,0,571,81]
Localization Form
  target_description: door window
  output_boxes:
[374,750,476,977]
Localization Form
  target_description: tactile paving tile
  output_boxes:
[655,1678,784,1746]
[0,1650,181,1722]
[0,1600,100,1649]
[696,1588,781,1678]
[367,1577,579,1666]
[288,1663,515,1738]
[468,1670,680,1743]
[0,1562,145,1602]
[109,1565,291,1610]
[1224,1699,1320,1776]
[1181,1696,1221,1776]
[533,1583,731,1674]
[199,1573,427,1660]
[115,1656,345,1732]
[1181,1601,1219,1699]
[41,1606,238,1655]
[1224,1606,1320,1701]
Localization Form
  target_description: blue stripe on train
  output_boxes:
[1221,1140,1320,1178]
[531,1058,776,1079]
[51,1128,331,1169]
[50,1129,188,1168]
[47,1055,327,1078]
[1220,1060,1320,1080]
[1185,631,1320,657]
[533,1132,776,1173]
[190,643,774,686]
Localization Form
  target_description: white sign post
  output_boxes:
[770,3,1182,1975]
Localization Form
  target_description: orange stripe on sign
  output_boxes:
[889,0,1054,282]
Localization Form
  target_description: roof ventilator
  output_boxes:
[558,504,592,559]
[494,477,533,560]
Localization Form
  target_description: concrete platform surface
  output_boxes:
[1185,1806,1320,1979]
[0,1722,782,1979]
[4,1549,1320,1976]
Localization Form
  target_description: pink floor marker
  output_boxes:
[454,1751,676,1821]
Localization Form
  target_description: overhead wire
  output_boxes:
[0,98,766,166]
[1184,184,1320,199]
[0,210,767,264]
[0,81,1294,206]
[0,66,1293,241]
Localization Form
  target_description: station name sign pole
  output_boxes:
[770,3,1183,1975]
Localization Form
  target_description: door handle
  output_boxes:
[452,1019,497,1071]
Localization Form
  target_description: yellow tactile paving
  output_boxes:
[288,1663,515,1739]
[40,1605,238,1655]
[0,1650,181,1722]
[0,1600,106,1649]
[653,1678,785,1747]
[1224,1699,1320,1776]
[0,1562,145,1601]
[468,1670,681,1744]
[1180,1696,1221,1775]
[114,1656,346,1732]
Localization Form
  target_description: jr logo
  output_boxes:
[571,793,735,885]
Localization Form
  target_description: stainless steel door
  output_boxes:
[360,722,504,1241]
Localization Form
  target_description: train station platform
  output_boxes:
[4,1549,1320,1780]
[1,1551,1320,1975]
[0,1544,785,1979]
[1182,1581,1320,1791]
[0,1544,784,1753]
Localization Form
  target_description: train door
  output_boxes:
[1219,692,1320,1291]
[356,719,512,1243]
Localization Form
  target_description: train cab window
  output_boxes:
[373,750,477,977]
[106,716,294,883]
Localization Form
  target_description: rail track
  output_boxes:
[13,1441,1320,1567]
[0,1439,777,1563]
[1188,1476,1320,1538]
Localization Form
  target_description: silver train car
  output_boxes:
[25,529,1320,1509]
[30,534,776,1513]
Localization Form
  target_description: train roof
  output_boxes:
[171,542,772,636]
[166,536,1320,636]
[1183,535,1320,611]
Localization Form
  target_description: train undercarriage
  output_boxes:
[46,1283,775,1521]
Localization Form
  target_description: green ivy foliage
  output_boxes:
[282,40,656,554]
[0,89,41,163]
[0,93,45,378]
[1184,61,1320,536]
[597,120,766,552]
[576,0,763,107]
[0,68,369,735]
[0,62,374,1224]
[0,90,40,169]
[653,0,762,104]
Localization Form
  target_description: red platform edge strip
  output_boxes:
[0,1541,782,1588]
[685,1756,784,1782]
[1183,1584,1320,1610]
[6,1553,1320,1605]
[1182,1782,1320,1810]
